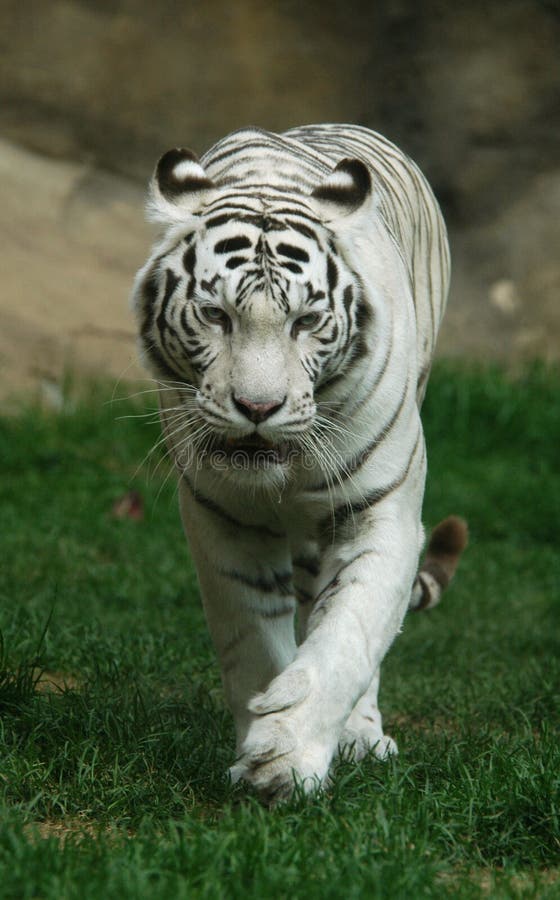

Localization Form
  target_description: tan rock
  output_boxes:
[0,139,150,404]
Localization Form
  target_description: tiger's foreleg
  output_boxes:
[178,480,297,749]
[292,545,395,763]
[294,548,397,765]
[231,495,423,801]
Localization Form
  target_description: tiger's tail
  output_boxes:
[409,516,468,612]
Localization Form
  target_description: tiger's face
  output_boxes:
[133,149,375,478]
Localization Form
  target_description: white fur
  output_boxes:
[132,125,450,801]
[172,159,207,181]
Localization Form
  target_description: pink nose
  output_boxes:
[232,394,286,424]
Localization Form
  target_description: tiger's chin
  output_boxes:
[220,460,291,491]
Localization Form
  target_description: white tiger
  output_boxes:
[131,124,467,802]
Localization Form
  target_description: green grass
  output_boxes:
[0,362,559,899]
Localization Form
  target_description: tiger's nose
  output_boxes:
[232,394,286,424]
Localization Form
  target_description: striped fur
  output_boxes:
[132,125,466,802]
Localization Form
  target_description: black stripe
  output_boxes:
[307,285,326,303]
[320,430,423,537]
[315,364,350,394]
[225,256,247,269]
[214,236,252,254]
[417,363,431,404]
[315,319,339,344]
[293,556,320,577]
[413,573,434,611]
[205,213,236,229]
[310,383,409,492]
[355,298,372,330]
[206,136,286,168]
[264,204,321,222]
[201,142,245,168]
[218,568,293,596]
[259,603,295,619]
[142,341,188,383]
[350,332,369,365]
[138,264,193,382]
[284,219,321,242]
[342,285,353,312]
[203,199,260,218]
[326,255,338,292]
[139,265,160,341]
[200,274,220,295]
[277,243,310,263]
[315,548,376,603]
[346,380,410,474]
[183,246,197,276]
[183,476,285,539]
[221,625,254,665]
[335,329,392,408]
[155,268,180,342]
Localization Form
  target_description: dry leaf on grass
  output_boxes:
[111,490,144,521]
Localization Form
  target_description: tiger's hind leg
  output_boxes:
[338,517,467,766]
[338,668,398,762]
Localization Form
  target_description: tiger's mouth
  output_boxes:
[217,433,292,466]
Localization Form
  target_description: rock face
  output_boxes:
[441,169,560,363]
[0,0,559,400]
[0,140,149,403]
[2,0,558,218]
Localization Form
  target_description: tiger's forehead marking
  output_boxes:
[214,236,252,254]
[180,214,330,313]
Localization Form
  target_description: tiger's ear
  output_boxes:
[147,148,215,224]
[310,158,373,221]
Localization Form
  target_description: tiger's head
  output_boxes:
[132,146,379,483]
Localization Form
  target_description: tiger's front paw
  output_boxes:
[229,666,335,803]
[229,717,332,803]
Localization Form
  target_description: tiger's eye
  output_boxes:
[291,312,321,337]
[202,306,230,327]
[298,313,320,327]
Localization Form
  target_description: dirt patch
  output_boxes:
[386,712,460,736]
[33,670,81,694]
[437,866,560,894]
[24,818,129,845]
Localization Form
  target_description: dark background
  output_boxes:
[1,0,559,398]
[3,0,559,223]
